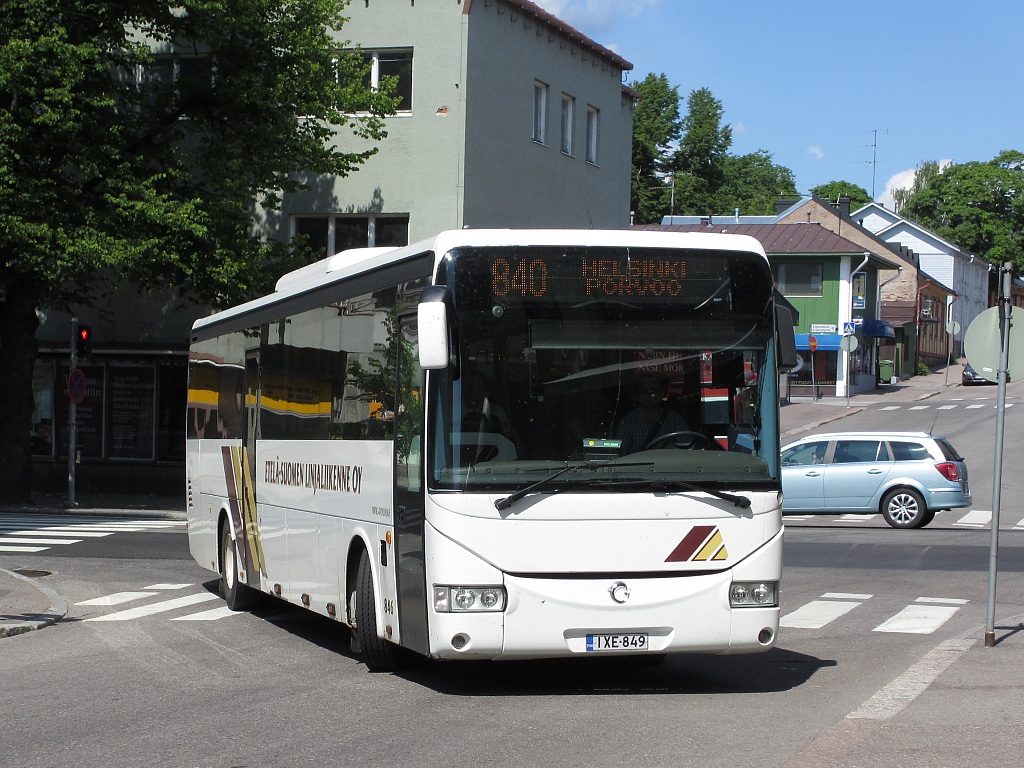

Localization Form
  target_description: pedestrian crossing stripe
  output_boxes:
[0,516,183,554]
[784,508,1024,529]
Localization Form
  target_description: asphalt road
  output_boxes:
[2,385,1023,767]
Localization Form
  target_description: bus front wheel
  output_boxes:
[353,548,400,672]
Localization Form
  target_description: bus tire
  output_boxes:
[355,547,400,672]
[221,524,257,611]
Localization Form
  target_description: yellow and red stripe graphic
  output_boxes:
[221,446,267,578]
[664,525,729,562]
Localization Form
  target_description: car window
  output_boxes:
[782,440,828,465]
[935,438,964,462]
[890,441,932,461]
[832,440,886,463]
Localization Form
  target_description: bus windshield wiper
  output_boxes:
[494,462,654,511]
[582,478,751,509]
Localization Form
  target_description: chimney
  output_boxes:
[775,196,800,215]
[837,195,852,217]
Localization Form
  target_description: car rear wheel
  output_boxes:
[881,488,927,529]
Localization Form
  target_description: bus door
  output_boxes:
[393,314,429,654]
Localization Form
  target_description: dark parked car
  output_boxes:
[962,362,995,385]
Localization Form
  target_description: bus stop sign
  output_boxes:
[68,368,88,404]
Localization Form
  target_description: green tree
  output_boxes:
[899,151,1024,272]
[719,151,798,215]
[0,0,396,502]
[671,87,732,215]
[629,73,681,224]
[810,181,871,210]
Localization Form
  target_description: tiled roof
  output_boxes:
[633,223,874,256]
[497,0,633,71]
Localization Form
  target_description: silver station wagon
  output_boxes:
[780,431,971,528]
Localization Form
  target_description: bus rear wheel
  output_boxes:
[353,548,401,672]
[221,525,257,611]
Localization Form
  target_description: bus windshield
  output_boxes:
[428,245,782,493]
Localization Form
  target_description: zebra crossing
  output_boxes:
[780,592,969,635]
[73,580,973,637]
[873,398,1013,413]
[784,507,1024,529]
[0,514,184,554]
[75,582,243,623]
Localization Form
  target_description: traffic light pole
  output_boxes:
[68,318,78,507]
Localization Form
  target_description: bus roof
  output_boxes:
[191,228,767,334]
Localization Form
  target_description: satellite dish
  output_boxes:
[964,306,1024,383]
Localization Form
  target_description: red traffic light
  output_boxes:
[76,324,93,356]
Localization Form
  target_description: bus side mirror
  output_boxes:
[775,306,798,370]
[418,286,451,369]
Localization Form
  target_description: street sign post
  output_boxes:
[966,264,1017,647]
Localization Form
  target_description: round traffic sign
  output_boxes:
[808,335,818,352]
[840,335,859,352]
[68,368,88,404]
[964,305,1024,383]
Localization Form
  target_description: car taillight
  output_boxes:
[935,462,960,481]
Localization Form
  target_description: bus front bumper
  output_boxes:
[426,532,782,661]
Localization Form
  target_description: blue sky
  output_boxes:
[542,0,1021,209]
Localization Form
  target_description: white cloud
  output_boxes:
[807,146,825,160]
[879,159,953,209]
[541,0,660,29]
[879,168,916,209]
[733,121,747,135]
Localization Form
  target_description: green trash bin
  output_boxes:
[879,359,895,383]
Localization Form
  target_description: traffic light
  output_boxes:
[76,325,93,357]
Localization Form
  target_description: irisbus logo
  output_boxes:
[664,525,729,563]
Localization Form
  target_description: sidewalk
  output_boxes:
[0,493,183,637]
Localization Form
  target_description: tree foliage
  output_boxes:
[898,151,1024,272]
[629,73,680,224]
[810,181,871,211]
[629,80,797,222]
[891,161,944,214]
[0,0,396,501]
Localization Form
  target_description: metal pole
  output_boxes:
[984,262,1012,647]
[68,318,78,507]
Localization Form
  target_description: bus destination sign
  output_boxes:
[490,256,691,301]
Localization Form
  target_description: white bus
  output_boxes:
[186,229,796,670]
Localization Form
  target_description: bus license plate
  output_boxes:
[586,633,648,652]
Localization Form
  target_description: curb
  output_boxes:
[0,503,185,521]
[782,406,865,439]
[0,568,69,639]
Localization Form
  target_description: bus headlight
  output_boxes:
[433,586,507,613]
[730,581,778,608]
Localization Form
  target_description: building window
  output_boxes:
[292,215,410,260]
[533,81,548,144]
[773,263,823,297]
[354,49,413,111]
[586,105,599,164]
[137,55,214,114]
[560,93,574,155]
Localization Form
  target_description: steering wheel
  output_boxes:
[645,430,710,450]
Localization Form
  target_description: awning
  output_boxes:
[860,318,896,338]
[795,333,842,351]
